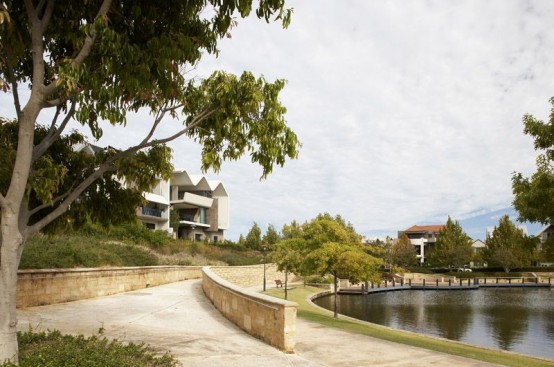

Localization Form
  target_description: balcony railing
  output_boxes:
[142,207,163,218]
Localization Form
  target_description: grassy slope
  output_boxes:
[265,286,554,367]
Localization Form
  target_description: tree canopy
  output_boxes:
[389,233,417,268]
[272,213,381,317]
[512,97,554,224]
[485,216,532,272]
[427,216,473,269]
[0,1,298,363]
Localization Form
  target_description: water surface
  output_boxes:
[313,288,554,360]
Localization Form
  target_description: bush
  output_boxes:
[304,275,333,284]
[19,234,158,269]
[108,222,171,248]
[0,330,177,367]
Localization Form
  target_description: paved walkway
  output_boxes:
[17,280,500,366]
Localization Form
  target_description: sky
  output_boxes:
[2,0,553,241]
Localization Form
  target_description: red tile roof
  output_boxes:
[404,225,445,233]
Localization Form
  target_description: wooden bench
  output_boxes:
[275,279,283,288]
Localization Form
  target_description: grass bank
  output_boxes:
[265,286,554,367]
[20,223,263,269]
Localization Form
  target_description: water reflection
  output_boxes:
[313,289,554,360]
[484,304,528,350]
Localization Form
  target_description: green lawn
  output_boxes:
[264,286,554,367]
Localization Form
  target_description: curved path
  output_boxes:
[17,279,499,366]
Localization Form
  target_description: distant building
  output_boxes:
[170,169,229,243]
[537,224,554,244]
[398,225,445,264]
[470,239,487,268]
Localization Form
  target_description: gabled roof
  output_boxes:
[537,224,554,236]
[404,225,445,233]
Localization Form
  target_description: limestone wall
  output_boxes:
[210,263,298,288]
[202,266,297,352]
[17,266,202,308]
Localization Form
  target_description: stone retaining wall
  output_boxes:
[202,266,297,352]
[210,263,298,288]
[17,266,202,308]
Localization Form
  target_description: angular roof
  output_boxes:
[404,225,445,233]
[172,169,228,197]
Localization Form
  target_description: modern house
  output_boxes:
[398,225,445,264]
[170,169,229,242]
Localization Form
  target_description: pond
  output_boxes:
[313,288,554,360]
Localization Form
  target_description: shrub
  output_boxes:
[19,234,158,269]
[0,330,177,367]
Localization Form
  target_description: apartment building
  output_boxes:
[398,225,445,264]
[135,178,172,234]
[170,169,229,242]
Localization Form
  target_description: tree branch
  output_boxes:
[33,101,76,162]
[42,0,113,98]
[1,48,22,118]
[39,0,55,32]
[23,105,219,237]
[28,185,75,217]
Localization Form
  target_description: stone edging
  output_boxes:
[201,266,298,352]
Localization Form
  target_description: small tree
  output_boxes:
[272,238,305,300]
[244,222,262,250]
[306,242,381,318]
[485,216,531,272]
[428,217,473,269]
[262,224,281,248]
[390,234,417,268]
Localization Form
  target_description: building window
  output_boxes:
[195,233,202,241]
[145,223,155,230]
[199,208,206,224]
[213,236,218,243]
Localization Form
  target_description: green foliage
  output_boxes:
[263,223,281,247]
[390,234,418,268]
[273,213,382,283]
[0,118,172,232]
[19,234,158,269]
[245,222,262,250]
[512,97,554,224]
[427,217,473,268]
[485,216,534,272]
[0,330,176,367]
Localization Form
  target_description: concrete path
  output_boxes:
[17,280,500,367]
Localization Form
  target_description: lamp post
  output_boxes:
[263,245,267,292]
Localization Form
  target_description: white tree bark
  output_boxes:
[0,209,24,364]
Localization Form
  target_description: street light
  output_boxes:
[263,245,267,292]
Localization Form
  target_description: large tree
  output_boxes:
[427,216,473,269]
[485,216,531,273]
[512,97,554,224]
[0,1,299,363]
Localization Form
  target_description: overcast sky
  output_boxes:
[2,0,553,241]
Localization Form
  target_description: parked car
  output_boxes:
[457,267,472,273]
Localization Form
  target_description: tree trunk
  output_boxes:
[0,220,23,364]
[284,269,288,300]
[333,272,338,318]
